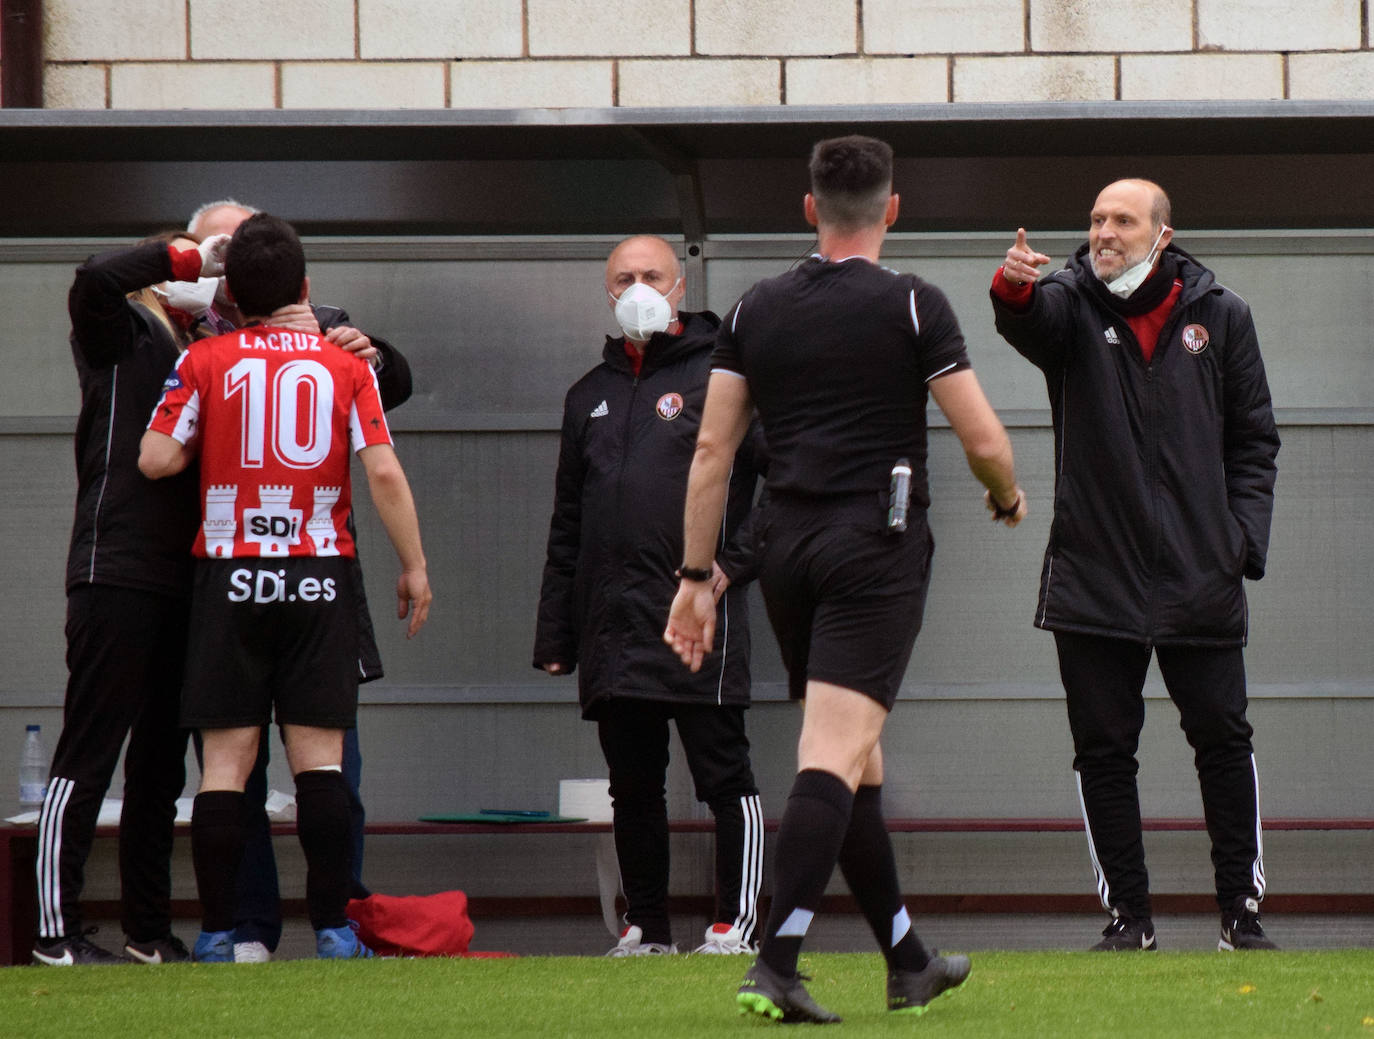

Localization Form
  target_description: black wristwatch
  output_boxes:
[676,565,713,582]
[991,494,1021,521]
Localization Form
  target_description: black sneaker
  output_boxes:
[1219,896,1279,951]
[888,953,972,1014]
[1090,912,1158,951]
[124,934,191,964]
[33,928,128,966]
[737,959,842,1024]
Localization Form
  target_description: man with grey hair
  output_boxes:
[187,198,257,239]
[992,178,1280,953]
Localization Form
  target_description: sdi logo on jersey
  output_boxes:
[227,568,337,604]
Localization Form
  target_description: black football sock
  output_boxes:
[294,768,353,931]
[191,790,246,934]
[757,768,853,978]
[837,784,930,972]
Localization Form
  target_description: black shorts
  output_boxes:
[182,557,360,730]
[757,494,933,709]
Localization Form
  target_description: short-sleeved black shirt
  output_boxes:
[711,256,970,507]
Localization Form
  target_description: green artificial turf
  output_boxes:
[2,950,1373,1038]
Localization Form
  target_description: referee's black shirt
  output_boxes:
[711,256,970,508]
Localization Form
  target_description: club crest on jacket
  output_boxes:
[1181,324,1210,354]
[656,393,684,420]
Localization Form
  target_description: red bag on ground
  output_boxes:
[346,891,476,957]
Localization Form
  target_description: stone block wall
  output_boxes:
[4,0,1373,109]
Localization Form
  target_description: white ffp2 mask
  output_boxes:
[156,276,221,317]
[610,279,680,341]
[1104,225,1170,299]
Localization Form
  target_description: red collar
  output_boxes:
[623,339,644,376]
[623,320,682,375]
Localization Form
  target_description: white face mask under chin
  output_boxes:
[155,276,221,317]
[1103,225,1170,299]
[610,278,680,341]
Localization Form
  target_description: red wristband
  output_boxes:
[168,244,202,283]
[990,267,1034,309]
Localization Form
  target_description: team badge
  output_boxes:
[1181,324,1210,354]
[656,393,684,421]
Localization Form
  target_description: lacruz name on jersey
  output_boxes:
[237,330,323,353]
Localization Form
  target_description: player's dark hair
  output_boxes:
[808,135,894,231]
[225,212,306,318]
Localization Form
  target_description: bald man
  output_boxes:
[534,235,764,957]
[991,179,1281,952]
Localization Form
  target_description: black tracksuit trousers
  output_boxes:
[36,585,189,942]
[597,699,763,947]
[1055,631,1266,919]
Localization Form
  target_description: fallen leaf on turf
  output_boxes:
[1361,1015,1374,1027]
[1306,989,1323,1003]
[1238,984,1256,994]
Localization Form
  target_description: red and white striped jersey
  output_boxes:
[148,325,392,559]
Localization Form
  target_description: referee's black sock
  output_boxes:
[295,768,353,931]
[758,768,853,979]
[837,784,931,973]
[191,790,245,934]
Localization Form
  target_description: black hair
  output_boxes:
[224,212,305,318]
[808,135,894,231]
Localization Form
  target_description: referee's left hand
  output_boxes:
[664,580,716,672]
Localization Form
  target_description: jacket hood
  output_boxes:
[1066,241,1218,308]
[601,310,721,373]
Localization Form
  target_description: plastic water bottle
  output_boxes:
[19,724,47,809]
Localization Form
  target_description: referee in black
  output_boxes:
[666,135,1026,1024]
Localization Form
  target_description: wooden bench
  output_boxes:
[5,817,1372,966]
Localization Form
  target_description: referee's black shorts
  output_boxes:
[757,493,932,710]
[182,557,360,730]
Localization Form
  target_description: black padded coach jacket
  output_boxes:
[991,243,1280,647]
[533,311,761,718]
[67,242,202,598]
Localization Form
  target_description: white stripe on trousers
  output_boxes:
[1249,754,1267,899]
[728,794,764,940]
[1074,771,1113,912]
[36,776,76,939]
[1074,757,1268,910]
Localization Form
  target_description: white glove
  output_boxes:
[197,233,232,277]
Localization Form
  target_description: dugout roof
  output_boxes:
[2,100,1373,239]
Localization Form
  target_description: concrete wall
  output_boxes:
[10,0,1374,109]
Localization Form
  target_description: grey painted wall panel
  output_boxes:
[306,255,622,429]
[1,436,74,698]
[238,695,1374,825]
[9,233,1372,428]
[0,234,1369,829]
[0,261,81,418]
